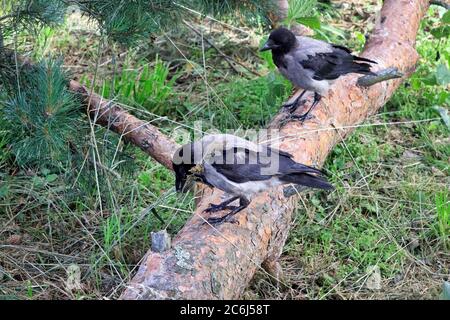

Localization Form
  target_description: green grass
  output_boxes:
[435,192,450,251]
[0,2,449,300]
[82,56,179,115]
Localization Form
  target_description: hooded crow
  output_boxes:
[172,134,333,225]
[260,27,377,122]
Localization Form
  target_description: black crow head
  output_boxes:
[172,143,201,192]
[172,145,195,192]
[260,27,296,53]
[173,162,195,192]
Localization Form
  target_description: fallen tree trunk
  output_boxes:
[117,0,429,299]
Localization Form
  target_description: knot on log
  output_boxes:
[174,245,195,271]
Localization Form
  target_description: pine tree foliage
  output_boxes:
[193,0,275,24]
[1,58,80,167]
[0,0,67,38]
[1,0,277,46]
[76,0,180,45]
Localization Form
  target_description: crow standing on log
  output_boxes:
[172,134,333,225]
[260,27,377,122]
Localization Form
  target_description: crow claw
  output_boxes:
[281,102,297,112]
[204,204,237,213]
[290,113,314,123]
[282,100,306,113]
[281,112,314,125]
[202,197,248,226]
[204,204,223,213]
[205,215,238,225]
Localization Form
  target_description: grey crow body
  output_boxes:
[172,134,333,224]
[260,27,377,122]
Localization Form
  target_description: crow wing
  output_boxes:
[293,37,376,81]
[209,147,272,183]
[209,145,323,184]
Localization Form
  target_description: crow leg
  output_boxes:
[281,90,307,113]
[290,92,322,123]
[204,196,239,213]
[206,197,250,225]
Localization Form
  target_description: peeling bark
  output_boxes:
[119,0,429,299]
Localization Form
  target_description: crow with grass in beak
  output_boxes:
[260,27,377,122]
[172,134,333,225]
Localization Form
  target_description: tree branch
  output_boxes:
[430,0,450,9]
[357,67,403,87]
[68,80,179,170]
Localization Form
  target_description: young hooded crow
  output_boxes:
[172,134,333,225]
[260,27,377,122]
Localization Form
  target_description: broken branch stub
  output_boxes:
[120,0,429,300]
[357,67,403,87]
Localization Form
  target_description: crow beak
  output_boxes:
[259,39,278,52]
